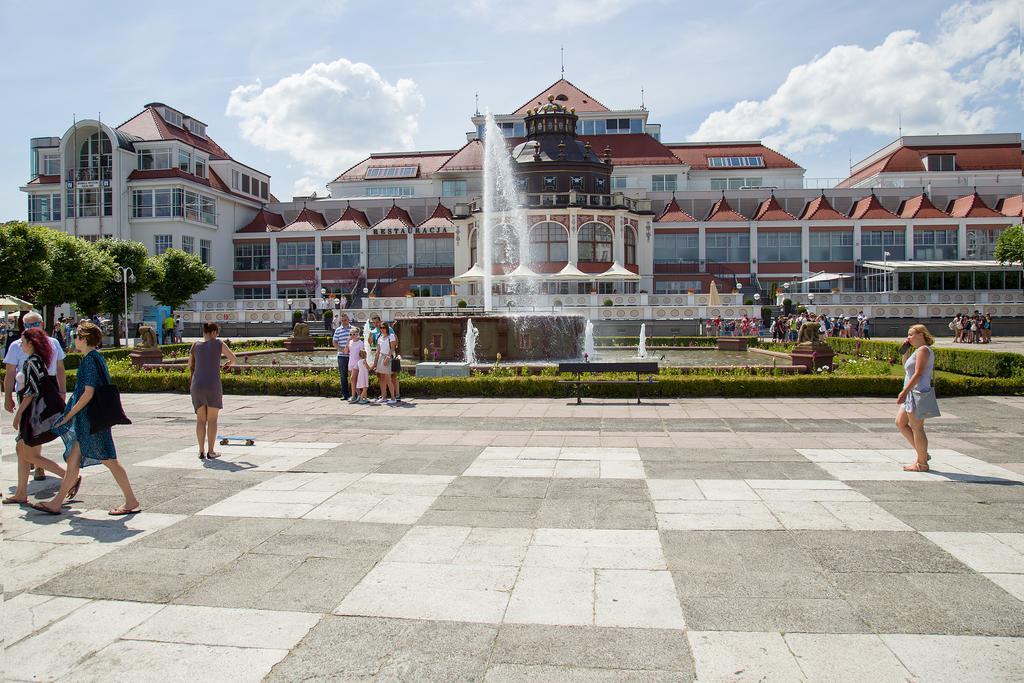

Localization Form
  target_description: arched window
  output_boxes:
[578,222,613,262]
[624,226,637,265]
[494,238,518,265]
[79,132,112,170]
[528,222,568,263]
[469,229,478,266]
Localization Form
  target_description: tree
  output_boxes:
[93,239,159,347]
[0,221,50,301]
[148,248,216,310]
[994,224,1024,268]
[37,230,116,329]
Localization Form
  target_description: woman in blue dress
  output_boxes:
[32,321,140,516]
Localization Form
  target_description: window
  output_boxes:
[577,119,607,135]
[364,166,418,178]
[277,241,315,270]
[543,175,557,191]
[757,231,802,262]
[578,223,613,262]
[861,230,905,260]
[651,174,677,192]
[73,187,112,217]
[78,133,112,174]
[179,190,216,225]
[706,232,750,263]
[605,118,632,134]
[194,155,207,179]
[809,231,853,261]
[408,284,453,297]
[161,108,183,127]
[199,239,211,265]
[924,154,955,172]
[442,180,467,197]
[708,156,765,168]
[967,228,1005,260]
[155,235,173,255]
[181,236,194,254]
[711,177,764,190]
[186,119,206,138]
[368,238,407,268]
[497,122,525,137]
[624,226,637,264]
[414,237,455,267]
[655,280,702,294]
[278,287,310,299]
[177,149,191,173]
[241,174,250,194]
[654,233,699,263]
[611,176,629,190]
[131,189,176,218]
[528,223,569,263]
[260,180,268,200]
[365,186,414,197]
[234,242,270,270]
[570,175,584,190]
[41,153,60,176]
[137,148,172,170]
[28,193,61,222]
[322,240,360,268]
[231,169,241,190]
[469,229,478,266]
[234,286,271,300]
[913,229,958,260]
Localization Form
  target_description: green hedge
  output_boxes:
[596,336,759,348]
[826,338,1024,378]
[62,337,335,369]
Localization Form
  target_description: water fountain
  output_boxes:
[363,319,375,366]
[583,319,595,361]
[464,319,479,365]
[637,323,648,359]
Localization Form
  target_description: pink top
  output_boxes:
[347,339,364,370]
[357,358,369,388]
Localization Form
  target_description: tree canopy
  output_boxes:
[36,229,116,316]
[0,221,51,298]
[994,224,1024,268]
[148,248,216,310]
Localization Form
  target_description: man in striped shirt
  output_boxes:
[332,313,353,401]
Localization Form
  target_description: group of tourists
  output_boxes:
[707,316,762,337]
[768,311,871,342]
[949,312,993,344]
[331,313,402,405]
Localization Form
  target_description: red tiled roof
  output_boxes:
[897,193,949,219]
[513,79,609,115]
[799,194,845,221]
[655,197,696,222]
[666,143,801,170]
[374,204,414,229]
[418,201,454,229]
[27,174,60,185]
[435,140,482,173]
[117,107,233,161]
[996,194,1023,218]
[332,150,456,183]
[327,204,370,231]
[436,134,680,172]
[753,195,796,221]
[237,209,286,234]
[706,196,747,222]
[849,194,898,220]
[840,143,1023,187]
[946,192,1002,218]
[282,207,328,231]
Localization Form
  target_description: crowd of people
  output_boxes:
[949,312,993,344]
[330,313,403,406]
[769,311,871,342]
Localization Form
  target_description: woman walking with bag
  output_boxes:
[32,321,139,516]
[189,322,237,460]
[896,324,939,472]
[3,328,73,505]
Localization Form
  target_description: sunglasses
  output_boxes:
[24,321,42,329]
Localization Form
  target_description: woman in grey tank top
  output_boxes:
[896,324,938,472]
[188,322,237,459]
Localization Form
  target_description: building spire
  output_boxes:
[560,45,565,78]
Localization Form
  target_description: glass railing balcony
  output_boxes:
[66,167,113,182]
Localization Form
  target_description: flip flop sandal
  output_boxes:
[66,476,82,502]
[199,452,206,460]
[108,507,141,516]
[29,502,62,515]
[2,498,28,505]
[902,463,930,472]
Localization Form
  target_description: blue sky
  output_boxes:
[2,0,1021,219]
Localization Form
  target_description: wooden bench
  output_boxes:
[557,361,660,405]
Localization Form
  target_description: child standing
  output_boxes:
[346,328,365,403]
[356,350,370,404]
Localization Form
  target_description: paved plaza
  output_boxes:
[4,393,1024,681]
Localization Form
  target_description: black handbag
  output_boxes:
[20,374,66,447]
[86,354,132,433]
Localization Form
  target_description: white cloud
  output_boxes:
[462,0,650,28]
[226,58,424,181]
[689,0,1023,152]
[292,176,327,198]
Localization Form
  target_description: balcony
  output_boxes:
[466,192,652,214]
[66,166,113,182]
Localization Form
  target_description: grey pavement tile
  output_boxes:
[639,448,728,462]
[723,419,797,433]
[671,569,840,599]
[35,565,203,603]
[135,515,296,551]
[876,501,1024,532]
[174,553,306,608]
[250,519,407,559]
[848,481,986,503]
[484,663,693,681]
[254,557,378,613]
[954,482,1024,503]
[786,419,867,432]
[661,531,824,574]
[546,479,651,501]
[490,623,694,674]
[660,419,729,432]
[680,596,868,633]
[417,509,539,528]
[441,477,551,499]
[266,615,496,682]
[790,530,972,573]
[143,488,247,515]
[643,461,831,480]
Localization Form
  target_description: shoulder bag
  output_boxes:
[86,353,132,434]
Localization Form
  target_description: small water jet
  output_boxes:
[464,319,479,365]
[637,323,648,359]
[583,320,595,361]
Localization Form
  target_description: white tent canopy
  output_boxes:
[549,263,593,280]
[503,263,540,280]
[798,272,851,284]
[450,263,487,284]
[595,261,640,281]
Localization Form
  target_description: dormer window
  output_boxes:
[924,154,955,172]
[365,165,418,179]
[708,156,765,168]
[194,154,207,179]
[185,119,206,138]
[161,108,183,128]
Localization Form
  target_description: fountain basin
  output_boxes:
[415,362,471,377]
[396,315,586,362]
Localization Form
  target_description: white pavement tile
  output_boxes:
[763,501,848,530]
[594,569,685,629]
[687,631,806,682]
[987,574,1024,602]
[785,633,914,682]
[123,605,320,650]
[798,448,1024,483]
[646,479,704,500]
[3,542,112,594]
[882,634,1024,682]
[695,479,759,501]
[3,594,89,649]
[135,441,338,472]
[464,447,644,479]
[504,566,594,626]
[923,532,1024,574]
[4,599,163,682]
[65,640,289,683]
[656,501,783,531]
[819,502,914,531]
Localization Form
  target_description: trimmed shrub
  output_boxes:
[827,338,1024,378]
[595,336,758,348]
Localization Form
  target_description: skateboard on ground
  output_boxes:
[218,435,256,446]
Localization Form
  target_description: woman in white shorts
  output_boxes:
[374,322,396,404]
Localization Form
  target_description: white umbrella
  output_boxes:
[549,263,593,280]
[708,280,722,306]
[450,263,487,284]
[504,263,541,280]
[0,295,33,312]
[798,272,850,284]
[595,261,640,281]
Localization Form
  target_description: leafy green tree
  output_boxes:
[37,230,116,329]
[93,239,159,347]
[994,224,1024,268]
[0,221,51,301]
[148,248,216,310]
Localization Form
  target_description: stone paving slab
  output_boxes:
[3,394,1023,680]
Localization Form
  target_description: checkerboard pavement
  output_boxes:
[4,394,1024,681]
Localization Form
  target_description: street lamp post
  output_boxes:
[114,266,135,345]
[808,292,815,313]
[882,251,891,293]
